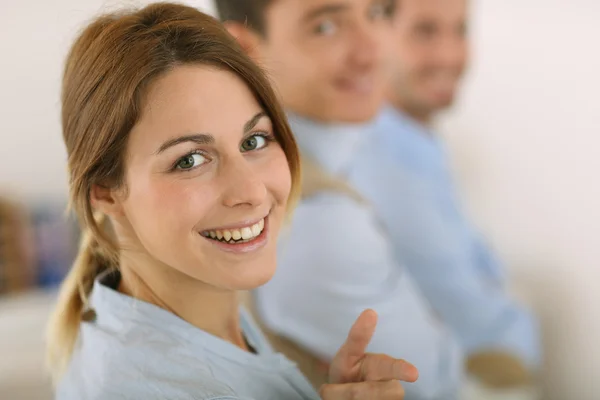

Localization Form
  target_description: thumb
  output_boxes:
[337,309,378,363]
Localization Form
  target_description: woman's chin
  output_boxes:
[226,262,277,291]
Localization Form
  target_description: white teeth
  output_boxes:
[203,218,266,243]
[241,227,253,240]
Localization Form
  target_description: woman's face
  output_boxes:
[108,65,292,290]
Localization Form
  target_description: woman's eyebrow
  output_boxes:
[155,133,215,155]
[244,111,268,133]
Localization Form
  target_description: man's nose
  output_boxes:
[348,23,382,71]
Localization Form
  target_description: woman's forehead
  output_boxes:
[131,66,267,149]
[144,65,260,120]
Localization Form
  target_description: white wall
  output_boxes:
[0,0,215,201]
[1,0,599,399]
[439,1,600,399]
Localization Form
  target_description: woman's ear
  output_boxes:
[90,184,124,218]
[224,21,264,62]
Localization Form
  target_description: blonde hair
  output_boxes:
[46,3,301,381]
[300,157,365,204]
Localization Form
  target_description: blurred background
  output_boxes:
[0,0,598,399]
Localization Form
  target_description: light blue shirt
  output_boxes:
[57,271,319,400]
[355,106,541,368]
[255,114,464,400]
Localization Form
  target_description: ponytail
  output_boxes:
[300,157,366,204]
[46,212,114,382]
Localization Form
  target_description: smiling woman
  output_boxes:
[45,3,417,400]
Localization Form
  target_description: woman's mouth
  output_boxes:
[200,218,265,244]
[199,216,269,254]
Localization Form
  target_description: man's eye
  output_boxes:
[176,153,206,170]
[241,135,267,152]
[369,0,395,20]
[369,4,386,20]
[314,20,337,36]
[457,22,468,37]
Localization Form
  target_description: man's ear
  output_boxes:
[224,21,264,62]
[90,184,124,218]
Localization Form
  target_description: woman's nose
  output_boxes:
[220,156,268,209]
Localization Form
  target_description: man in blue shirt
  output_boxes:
[218,0,540,397]
[217,1,465,399]
[352,0,542,385]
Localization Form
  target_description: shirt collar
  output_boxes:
[87,270,283,368]
[286,112,375,176]
[375,105,447,171]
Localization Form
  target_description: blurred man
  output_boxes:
[387,0,467,121]
[349,0,542,391]
[217,1,464,399]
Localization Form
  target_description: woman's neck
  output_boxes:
[118,259,249,351]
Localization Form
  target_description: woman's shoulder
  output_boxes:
[56,323,240,400]
[56,329,308,400]
[56,351,241,399]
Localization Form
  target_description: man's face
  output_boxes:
[255,0,394,123]
[389,0,469,119]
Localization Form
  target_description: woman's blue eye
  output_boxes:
[241,135,268,152]
[176,153,206,170]
[314,20,337,36]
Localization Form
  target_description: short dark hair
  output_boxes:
[215,0,273,36]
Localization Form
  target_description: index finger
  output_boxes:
[320,380,405,400]
[339,309,378,362]
[362,354,419,383]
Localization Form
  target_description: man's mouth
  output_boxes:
[335,76,375,95]
[200,218,265,244]
[422,70,461,92]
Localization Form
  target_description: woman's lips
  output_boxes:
[200,215,269,254]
